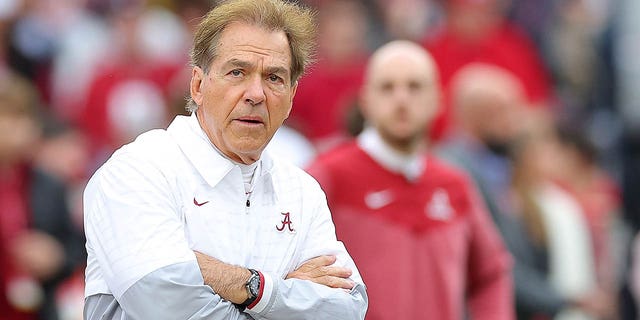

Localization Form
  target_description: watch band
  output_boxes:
[237,269,261,311]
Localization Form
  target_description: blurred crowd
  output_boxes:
[1,0,640,319]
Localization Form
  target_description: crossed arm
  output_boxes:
[84,153,367,319]
[194,252,355,305]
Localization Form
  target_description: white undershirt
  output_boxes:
[238,161,260,193]
[357,127,426,182]
[208,143,260,193]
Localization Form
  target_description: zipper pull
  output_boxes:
[246,199,250,207]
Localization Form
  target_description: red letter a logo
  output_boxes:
[276,212,295,232]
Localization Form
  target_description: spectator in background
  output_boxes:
[74,0,190,167]
[438,63,525,219]
[555,125,626,305]
[615,0,640,316]
[307,40,513,320]
[288,0,369,152]
[48,0,110,122]
[543,0,612,115]
[629,232,640,320]
[510,0,616,119]
[0,71,85,320]
[423,0,552,140]
[509,114,615,320]
[437,64,554,319]
[33,118,90,320]
[438,63,612,319]
[372,0,443,42]
[0,0,18,76]
[34,118,90,230]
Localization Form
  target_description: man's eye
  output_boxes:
[230,69,242,77]
[268,74,282,83]
[408,81,423,92]
[380,82,393,93]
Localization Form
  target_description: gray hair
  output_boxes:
[186,0,316,112]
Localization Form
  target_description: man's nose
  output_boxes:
[392,86,411,104]
[244,75,266,106]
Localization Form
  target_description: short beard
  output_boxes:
[484,138,511,157]
[378,127,424,154]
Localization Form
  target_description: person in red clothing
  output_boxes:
[423,0,552,140]
[74,2,189,166]
[0,71,85,320]
[288,0,369,152]
[306,40,514,320]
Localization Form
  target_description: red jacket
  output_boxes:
[307,142,514,320]
[423,21,551,140]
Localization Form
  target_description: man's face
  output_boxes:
[474,86,523,153]
[190,22,297,164]
[0,110,39,162]
[362,46,438,150]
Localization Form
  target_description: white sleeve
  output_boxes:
[85,262,241,320]
[83,151,230,317]
[245,184,368,319]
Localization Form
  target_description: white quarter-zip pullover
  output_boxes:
[83,114,367,319]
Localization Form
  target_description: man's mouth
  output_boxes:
[236,117,263,124]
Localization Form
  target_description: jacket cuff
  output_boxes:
[246,271,273,313]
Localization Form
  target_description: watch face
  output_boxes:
[248,274,260,297]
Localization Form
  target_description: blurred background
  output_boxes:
[1,0,640,319]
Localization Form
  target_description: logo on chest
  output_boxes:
[364,189,394,209]
[425,188,454,221]
[193,197,209,207]
[276,212,295,233]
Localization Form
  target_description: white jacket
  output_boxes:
[83,114,367,319]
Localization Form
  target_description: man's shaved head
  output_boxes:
[364,41,438,87]
[361,40,440,153]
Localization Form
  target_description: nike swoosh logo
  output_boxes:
[364,190,393,210]
[193,197,209,207]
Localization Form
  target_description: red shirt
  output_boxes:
[424,21,551,140]
[0,165,36,320]
[76,60,183,158]
[289,59,366,147]
[307,142,514,320]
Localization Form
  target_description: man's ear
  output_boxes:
[290,81,298,103]
[190,66,205,107]
[425,85,441,124]
[358,86,369,120]
[285,81,299,119]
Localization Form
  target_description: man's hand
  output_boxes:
[194,251,251,304]
[286,255,355,290]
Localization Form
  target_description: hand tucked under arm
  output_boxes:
[286,255,355,290]
[242,254,367,319]
[194,251,251,304]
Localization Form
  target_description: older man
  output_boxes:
[306,41,513,319]
[82,0,368,319]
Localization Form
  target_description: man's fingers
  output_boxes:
[285,255,355,290]
[321,266,352,278]
[302,265,352,279]
[317,276,355,289]
[286,264,352,279]
[300,255,337,268]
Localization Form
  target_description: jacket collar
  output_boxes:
[357,127,426,182]
[167,113,275,188]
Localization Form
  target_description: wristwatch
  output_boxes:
[238,269,261,311]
